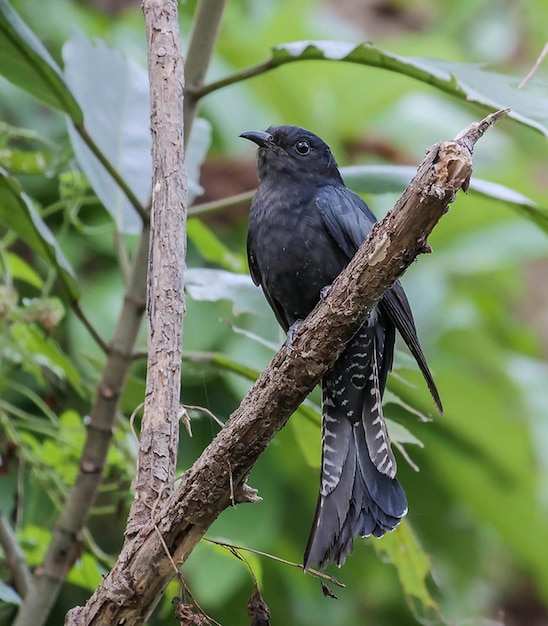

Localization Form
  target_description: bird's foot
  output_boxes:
[320,284,332,300]
[285,319,304,351]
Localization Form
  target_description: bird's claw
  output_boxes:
[320,284,332,301]
[285,319,304,351]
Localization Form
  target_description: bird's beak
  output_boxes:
[239,130,273,148]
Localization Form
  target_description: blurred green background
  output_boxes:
[1,0,548,624]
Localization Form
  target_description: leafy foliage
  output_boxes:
[0,0,82,120]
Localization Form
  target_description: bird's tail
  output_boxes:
[303,323,408,571]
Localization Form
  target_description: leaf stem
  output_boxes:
[74,123,149,223]
[188,190,254,218]
[70,300,109,354]
[203,537,345,588]
[187,58,276,100]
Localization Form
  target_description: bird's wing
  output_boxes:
[315,184,377,258]
[379,285,443,412]
[247,229,291,331]
[316,184,442,413]
[246,230,262,287]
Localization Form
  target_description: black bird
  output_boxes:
[241,125,442,570]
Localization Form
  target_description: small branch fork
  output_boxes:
[64,110,508,624]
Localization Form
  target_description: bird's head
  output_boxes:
[240,125,343,185]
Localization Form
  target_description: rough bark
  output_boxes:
[124,0,187,536]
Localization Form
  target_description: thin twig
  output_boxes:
[187,58,275,100]
[454,108,511,152]
[0,514,33,599]
[203,537,345,588]
[188,189,254,218]
[114,229,131,287]
[183,404,225,429]
[74,124,149,224]
[128,402,145,445]
[70,300,109,354]
[518,42,548,88]
[154,525,222,626]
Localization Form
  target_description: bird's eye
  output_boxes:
[295,140,310,155]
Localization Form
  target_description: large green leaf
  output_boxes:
[187,220,246,272]
[270,41,548,138]
[0,167,79,298]
[0,579,21,606]
[0,0,82,120]
[63,31,152,235]
[341,164,548,233]
[185,268,266,316]
[375,520,438,617]
[63,32,212,235]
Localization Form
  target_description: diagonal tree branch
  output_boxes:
[64,109,509,625]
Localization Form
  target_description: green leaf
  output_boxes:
[385,388,431,424]
[0,122,58,175]
[35,411,84,483]
[0,148,52,175]
[436,220,548,275]
[387,418,424,473]
[415,334,548,594]
[63,31,152,235]
[184,350,262,382]
[271,41,548,138]
[289,407,320,468]
[470,178,548,233]
[6,253,43,288]
[10,322,84,395]
[0,0,82,120]
[63,32,212,234]
[341,165,414,195]
[185,268,265,316]
[375,520,439,615]
[66,552,105,592]
[17,524,50,566]
[0,167,79,299]
[387,419,424,449]
[0,580,22,606]
[187,118,212,204]
[187,220,246,272]
[341,164,548,232]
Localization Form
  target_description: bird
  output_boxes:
[240,125,442,571]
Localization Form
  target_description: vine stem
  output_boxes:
[187,58,275,100]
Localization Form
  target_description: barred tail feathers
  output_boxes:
[303,322,407,571]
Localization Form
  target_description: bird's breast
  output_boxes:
[249,195,348,326]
